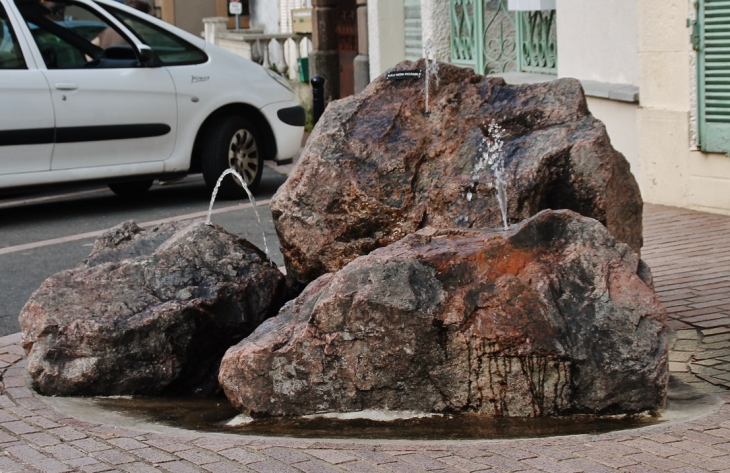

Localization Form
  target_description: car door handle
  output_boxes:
[55,83,79,91]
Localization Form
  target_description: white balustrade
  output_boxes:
[202,17,312,81]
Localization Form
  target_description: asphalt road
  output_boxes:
[0,169,288,336]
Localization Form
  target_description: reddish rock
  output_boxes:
[220,210,667,417]
[19,221,287,397]
[272,60,643,289]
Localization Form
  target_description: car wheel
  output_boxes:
[202,115,263,199]
[108,179,153,197]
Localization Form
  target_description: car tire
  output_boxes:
[108,179,153,197]
[202,115,263,199]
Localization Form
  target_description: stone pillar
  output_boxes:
[368,0,405,81]
[421,0,450,62]
[310,0,340,102]
[203,17,227,45]
[354,0,370,94]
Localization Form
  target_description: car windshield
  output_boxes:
[99,2,207,66]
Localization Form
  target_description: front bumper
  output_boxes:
[260,101,305,161]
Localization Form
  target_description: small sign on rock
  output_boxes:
[386,70,423,80]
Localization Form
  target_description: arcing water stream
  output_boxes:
[205,169,270,257]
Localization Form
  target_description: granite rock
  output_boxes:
[19,221,287,396]
[272,60,643,289]
[220,210,666,417]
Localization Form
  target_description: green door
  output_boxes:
[698,0,730,154]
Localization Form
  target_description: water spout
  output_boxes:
[206,169,270,256]
[424,39,438,114]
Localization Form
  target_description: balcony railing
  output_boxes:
[203,17,312,81]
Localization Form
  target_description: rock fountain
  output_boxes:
[19,59,666,428]
[221,59,664,418]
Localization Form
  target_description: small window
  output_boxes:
[104,6,207,66]
[0,4,27,69]
[16,0,138,69]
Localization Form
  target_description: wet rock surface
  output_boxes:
[19,221,287,397]
[272,60,643,289]
[220,210,667,418]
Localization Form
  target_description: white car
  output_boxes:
[0,0,304,197]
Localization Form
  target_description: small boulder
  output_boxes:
[19,221,287,397]
[272,60,643,289]
[220,210,666,417]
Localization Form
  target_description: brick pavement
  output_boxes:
[642,205,730,393]
[0,203,728,473]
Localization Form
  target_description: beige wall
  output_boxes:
[159,0,217,36]
[638,0,730,214]
[557,0,639,86]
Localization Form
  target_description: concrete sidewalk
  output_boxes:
[0,203,729,473]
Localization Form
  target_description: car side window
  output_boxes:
[0,4,27,69]
[104,7,207,66]
[15,0,138,69]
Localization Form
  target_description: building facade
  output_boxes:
[639,0,730,214]
[197,0,730,215]
[360,0,730,215]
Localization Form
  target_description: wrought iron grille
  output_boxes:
[449,0,556,76]
[450,0,481,69]
[483,0,517,74]
[517,9,557,73]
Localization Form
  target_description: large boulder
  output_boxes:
[219,210,667,417]
[19,220,287,397]
[272,60,643,289]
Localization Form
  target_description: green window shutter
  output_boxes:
[698,0,730,154]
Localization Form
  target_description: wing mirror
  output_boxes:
[138,45,161,67]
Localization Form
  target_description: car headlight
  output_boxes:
[265,68,294,93]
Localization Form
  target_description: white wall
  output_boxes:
[555,0,641,183]
[248,0,285,73]
[587,97,640,178]
[421,0,450,63]
[250,0,279,34]
[368,0,406,80]
[557,0,639,86]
